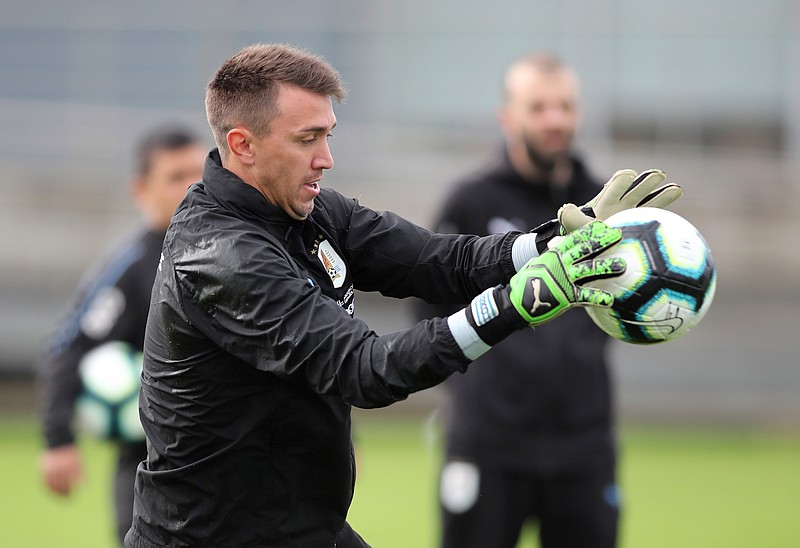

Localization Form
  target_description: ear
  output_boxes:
[130,176,147,205]
[227,127,256,165]
[497,105,514,140]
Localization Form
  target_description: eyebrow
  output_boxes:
[298,122,337,134]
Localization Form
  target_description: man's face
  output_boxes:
[248,85,336,220]
[502,67,579,170]
[135,145,206,229]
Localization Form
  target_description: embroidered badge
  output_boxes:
[317,240,347,288]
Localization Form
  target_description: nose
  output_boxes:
[544,103,575,129]
[312,141,334,171]
[542,106,566,127]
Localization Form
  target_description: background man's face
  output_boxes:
[136,145,206,229]
[503,67,579,170]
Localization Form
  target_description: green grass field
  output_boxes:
[2,414,799,547]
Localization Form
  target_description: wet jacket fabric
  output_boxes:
[417,152,616,474]
[126,149,519,547]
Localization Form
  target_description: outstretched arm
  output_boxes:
[448,220,626,359]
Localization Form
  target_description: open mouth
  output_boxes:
[303,181,321,196]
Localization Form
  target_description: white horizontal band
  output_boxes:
[447,309,491,361]
[512,233,540,271]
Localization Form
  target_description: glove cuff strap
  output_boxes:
[447,287,525,360]
[530,218,562,255]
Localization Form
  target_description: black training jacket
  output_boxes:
[126,150,519,547]
[416,152,615,474]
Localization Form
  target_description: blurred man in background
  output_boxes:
[38,124,205,545]
[415,53,620,548]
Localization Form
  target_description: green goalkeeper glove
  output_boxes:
[448,221,626,359]
[522,169,682,257]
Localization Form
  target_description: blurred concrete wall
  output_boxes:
[1,0,798,426]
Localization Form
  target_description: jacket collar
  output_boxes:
[200,148,299,228]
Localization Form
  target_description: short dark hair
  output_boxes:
[205,43,347,158]
[135,124,202,177]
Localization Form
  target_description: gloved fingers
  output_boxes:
[569,256,627,284]
[558,203,593,233]
[589,169,639,209]
[637,183,683,209]
[575,286,615,308]
[555,221,623,264]
[619,169,667,206]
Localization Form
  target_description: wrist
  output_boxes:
[447,286,526,360]
[511,233,540,271]
[527,217,564,255]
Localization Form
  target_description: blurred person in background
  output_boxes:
[38,124,206,546]
[415,53,622,548]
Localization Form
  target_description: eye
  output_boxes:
[529,103,545,114]
[300,132,333,144]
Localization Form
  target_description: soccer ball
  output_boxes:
[75,341,145,442]
[584,207,717,344]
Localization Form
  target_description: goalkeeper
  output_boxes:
[125,43,681,548]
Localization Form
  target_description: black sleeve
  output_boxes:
[337,196,518,304]
[411,186,482,321]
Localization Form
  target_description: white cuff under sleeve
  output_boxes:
[511,233,540,271]
[447,309,491,361]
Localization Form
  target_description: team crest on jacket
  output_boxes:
[317,240,346,288]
